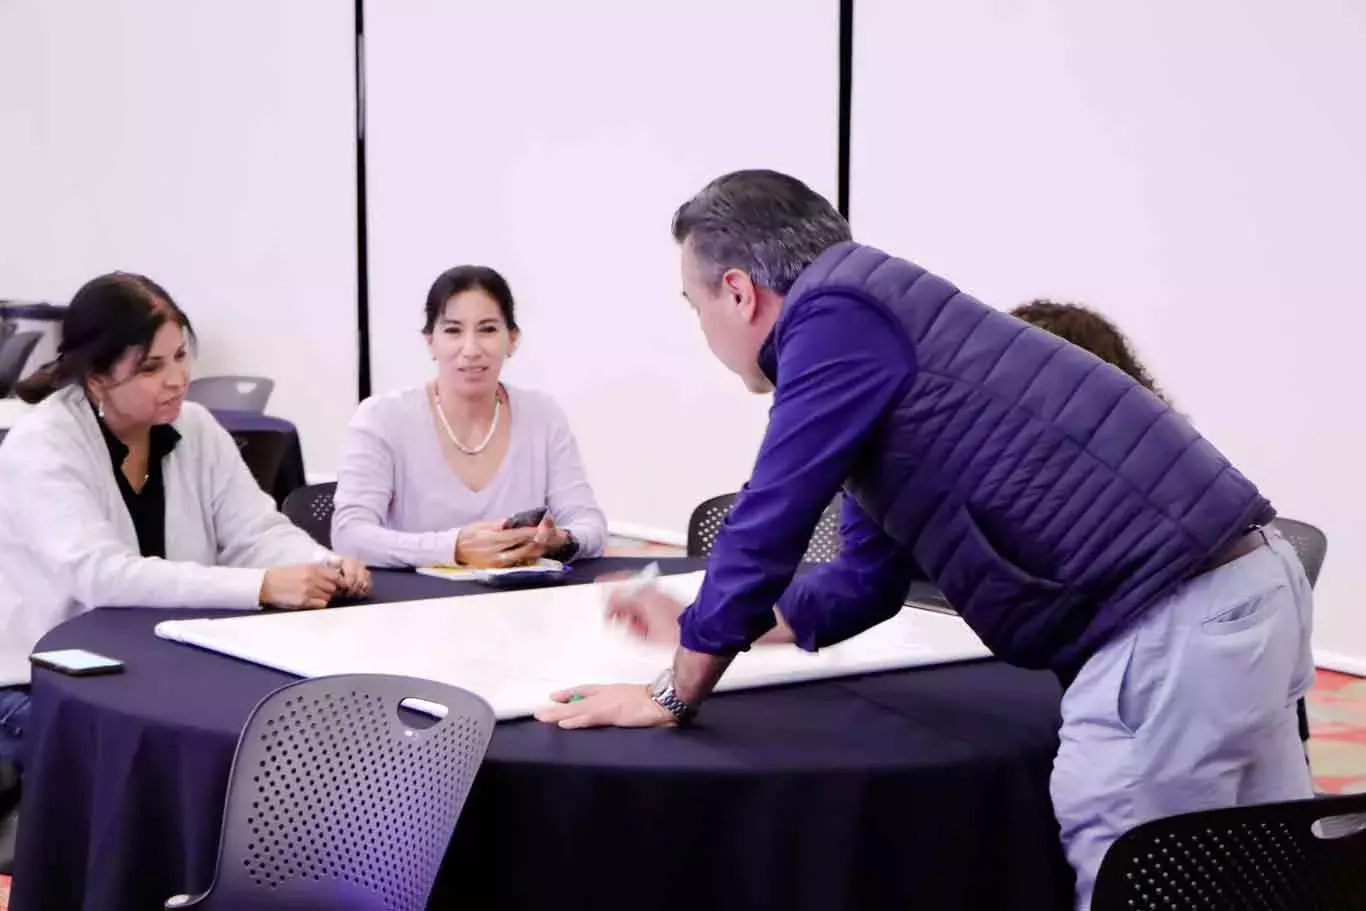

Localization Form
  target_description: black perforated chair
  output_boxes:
[1092,792,1366,910]
[187,375,275,413]
[283,482,337,548]
[166,674,495,911]
[686,494,735,557]
[0,331,41,397]
[687,492,843,563]
[1271,516,1327,588]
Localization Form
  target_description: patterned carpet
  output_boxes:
[1307,670,1366,794]
[0,549,1357,909]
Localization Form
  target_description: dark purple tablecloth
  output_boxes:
[14,558,1072,911]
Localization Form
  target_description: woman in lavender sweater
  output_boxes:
[331,266,607,569]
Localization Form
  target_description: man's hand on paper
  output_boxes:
[603,582,686,645]
[538,648,734,730]
[601,571,795,647]
[534,684,676,729]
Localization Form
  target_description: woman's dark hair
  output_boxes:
[421,265,518,334]
[1012,299,1169,404]
[13,272,195,404]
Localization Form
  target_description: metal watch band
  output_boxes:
[652,687,692,723]
[649,670,695,724]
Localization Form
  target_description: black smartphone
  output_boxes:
[30,648,126,677]
[504,506,549,530]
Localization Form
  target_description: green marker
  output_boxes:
[568,694,584,703]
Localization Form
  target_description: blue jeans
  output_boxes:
[1051,532,1315,910]
[0,687,31,770]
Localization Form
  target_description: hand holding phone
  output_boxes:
[503,506,549,530]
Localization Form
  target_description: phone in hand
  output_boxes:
[30,648,125,677]
[503,506,549,530]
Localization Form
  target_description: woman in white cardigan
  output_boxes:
[0,272,369,767]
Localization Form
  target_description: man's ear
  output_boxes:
[721,268,759,322]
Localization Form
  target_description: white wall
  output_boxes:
[0,0,358,476]
[851,0,1366,669]
[363,0,840,538]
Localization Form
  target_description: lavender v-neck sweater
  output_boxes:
[331,384,607,567]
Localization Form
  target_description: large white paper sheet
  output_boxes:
[155,572,991,720]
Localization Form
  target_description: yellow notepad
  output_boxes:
[416,558,564,581]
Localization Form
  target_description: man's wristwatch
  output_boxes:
[648,668,696,725]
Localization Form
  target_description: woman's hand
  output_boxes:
[528,512,571,560]
[455,515,571,567]
[260,564,340,609]
[335,557,371,596]
[454,521,541,568]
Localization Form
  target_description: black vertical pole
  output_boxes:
[837,0,854,221]
[354,0,372,401]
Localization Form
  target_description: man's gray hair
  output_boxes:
[671,170,852,294]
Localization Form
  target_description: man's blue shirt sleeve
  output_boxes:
[677,291,916,654]
[776,495,923,651]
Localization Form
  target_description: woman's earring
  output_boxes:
[96,400,106,420]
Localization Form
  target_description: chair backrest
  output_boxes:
[687,492,843,563]
[1270,516,1328,588]
[187,375,275,413]
[175,674,495,911]
[1092,793,1366,910]
[686,493,737,557]
[230,429,291,504]
[803,496,843,562]
[0,331,41,396]
[283,482,337,548]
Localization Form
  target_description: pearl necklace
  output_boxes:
[433,385,502,455]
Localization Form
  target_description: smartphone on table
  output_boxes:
[30,648,125,677]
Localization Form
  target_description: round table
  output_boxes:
[13,558,1072,911]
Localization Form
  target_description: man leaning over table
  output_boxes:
[535,170,1315,910]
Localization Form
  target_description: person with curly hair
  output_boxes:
[1010,299,1169,404]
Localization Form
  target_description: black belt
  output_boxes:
[1193,526,1269,577]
